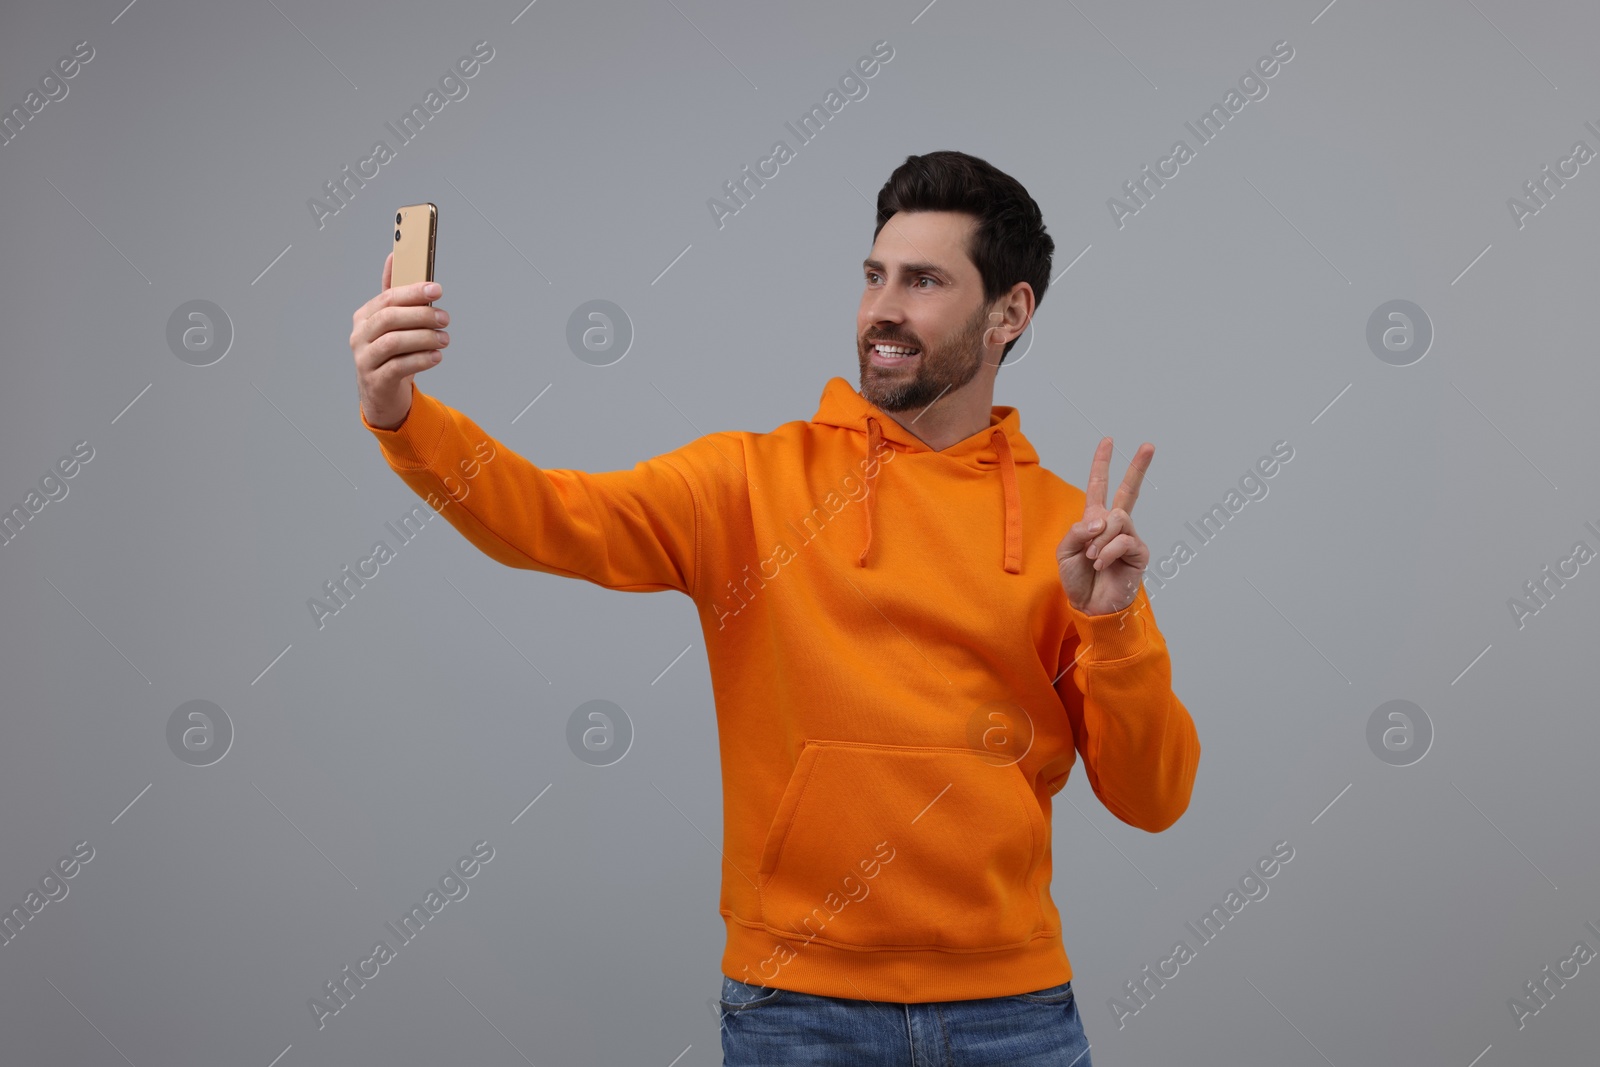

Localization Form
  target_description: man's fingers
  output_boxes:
[353,302,448,348]
[1084,509,1134,559]
[1091,532,1140,570]
[352,280,440,332]
[381,251,393,292]
[1112,443,1155,515]
[1059,514,1106,558]
[359,326,449,370]
[374,347,443,388]
[1084,436,1112,511]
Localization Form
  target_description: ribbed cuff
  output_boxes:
[359,381,446,470]
[1066,590,1150,663]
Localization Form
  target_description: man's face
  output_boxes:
[857,210,996,413]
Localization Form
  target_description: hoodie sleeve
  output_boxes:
[1054,583,1199,832]
[360,382,703,596]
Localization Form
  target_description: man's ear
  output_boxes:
[984,310,1007,346]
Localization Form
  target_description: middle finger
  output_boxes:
[1111,443,1154,515]
[358,303,449,346]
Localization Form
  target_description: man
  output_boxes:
[349,150,1199,1066]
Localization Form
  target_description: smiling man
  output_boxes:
[350,150,1200,1066]
[858,215,1011,443]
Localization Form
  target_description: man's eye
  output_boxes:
[863,272,936,287]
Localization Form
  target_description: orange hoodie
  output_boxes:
[361,375,1200,1002]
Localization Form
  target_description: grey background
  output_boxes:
[2,0,1596,1064]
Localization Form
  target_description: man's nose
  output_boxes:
[863,288,904,324]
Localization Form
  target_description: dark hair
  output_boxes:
[872,151,1054,363]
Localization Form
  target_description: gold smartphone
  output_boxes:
[391,202,437,297]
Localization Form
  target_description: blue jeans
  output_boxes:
[717,975,1093,1066]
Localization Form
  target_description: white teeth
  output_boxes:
[875,344,919,357]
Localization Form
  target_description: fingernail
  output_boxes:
[426,282,441,297]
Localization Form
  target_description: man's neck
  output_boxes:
[874,380,996,452]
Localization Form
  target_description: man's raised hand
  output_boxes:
[1057,437,1154,616]
[350,251,450,431]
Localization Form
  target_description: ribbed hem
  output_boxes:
[720,912,1072,1003]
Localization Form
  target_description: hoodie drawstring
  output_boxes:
[856,415,1022,574]
[991,427,1022,574]
[858,416,883,568]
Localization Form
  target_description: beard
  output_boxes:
[857,299,992,413]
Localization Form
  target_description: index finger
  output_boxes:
[1111,442,1155,514]
[1084,436,1112,512]
[381,250,393,291]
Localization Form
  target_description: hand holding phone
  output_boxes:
[350,204,446,431]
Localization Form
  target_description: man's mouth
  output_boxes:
[869,341,921,363]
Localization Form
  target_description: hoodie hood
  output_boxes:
[811,376,1039,574]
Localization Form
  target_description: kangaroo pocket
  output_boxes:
[756,739,1049,952]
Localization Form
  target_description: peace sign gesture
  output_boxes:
[1057,437,1154,616]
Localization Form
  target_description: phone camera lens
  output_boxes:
[395,229,402,241]
[395,212,403,224]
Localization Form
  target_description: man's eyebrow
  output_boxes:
[862,257,954,282]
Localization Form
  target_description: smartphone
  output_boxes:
[391,202,437,298]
